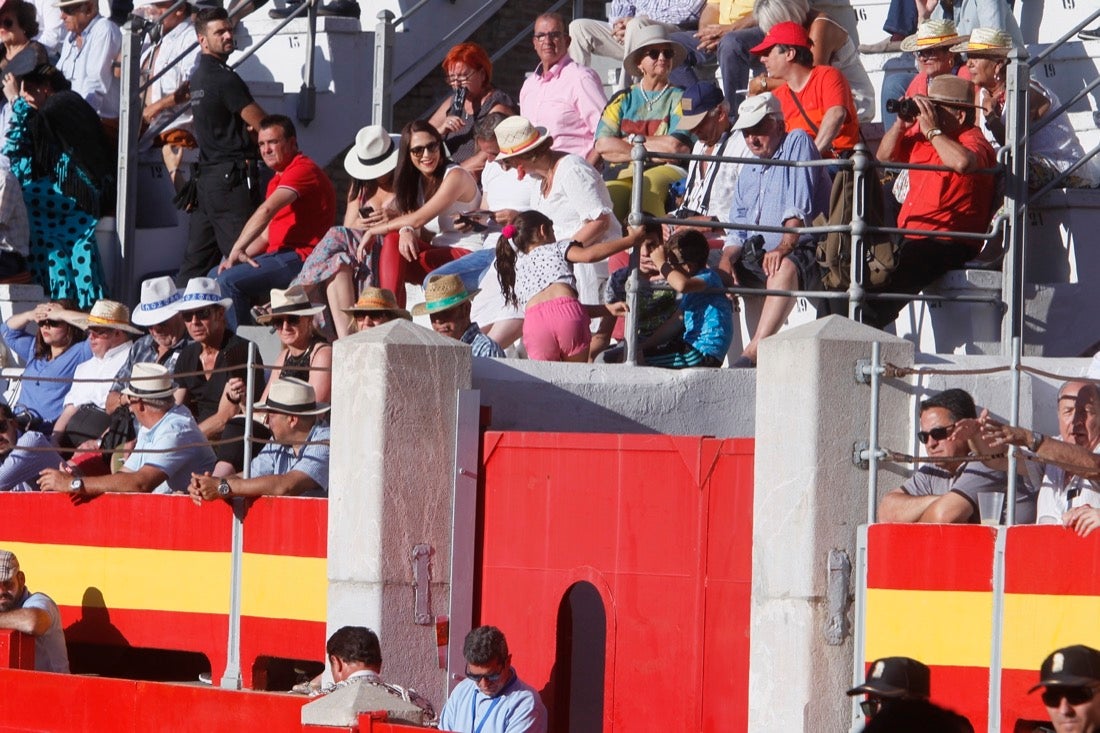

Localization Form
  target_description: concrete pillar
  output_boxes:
[747,315,914,731]
[327,320,471,712]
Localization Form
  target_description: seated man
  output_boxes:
[692,0,761,106]
[868,74,996,329]
[0,402,63,491]
[341,287,411,332]
[412,275,505,358]
[751,21,860,158]
[188,377,329,500]
[55,0,121,121]
[717,93,830,368]
[0,550,68,673]
[215,114,336,329]
[982,380,1100,534]
[38,363,216,495]
[439,626,547,733]
[846,656,931,722]
[878,388,1031,524]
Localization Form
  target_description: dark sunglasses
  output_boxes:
[409,142,440,157]
[40,319,64,328]
[269,315,303,328]
[533,31,564,42]
[184,307,213,321]
[644,47,675,60]
[1042,686,1097,707]
[464,666,505,683]
[917,424,956,444]
[859,699,882,717]
[0,18,14,28]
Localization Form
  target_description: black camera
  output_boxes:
[449,86,467,118]
[741,234,767,266]
[885,97,919,121]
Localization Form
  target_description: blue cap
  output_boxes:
[676,81,726,131]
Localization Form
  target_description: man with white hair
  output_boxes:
[0,549,68,673]
[54,0,121,119]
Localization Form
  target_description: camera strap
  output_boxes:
[683,131,732,216]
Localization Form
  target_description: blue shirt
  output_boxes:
[461,323,505,359]
[438,671,548,733]
[1,322,92,425]
[124,404,216,493]
[724,129,831,252]
[0,431,63,491]
[250,422,330,497]
[16,587,69,673]
[680,268,733,359]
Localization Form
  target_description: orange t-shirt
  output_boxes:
[773,65,860,157]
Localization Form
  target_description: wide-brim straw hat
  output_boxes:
[256,285,324,324]
[411,274,478,316]
[175,277,233,312]
[900,19,966,53]
[253,377,330,416]
[343,125,400,180]
[341,287,412,320]
[949,27,1013,56]
[132,276,182,327]
[121,362,177,400]
[53,0,88,7]
[494,116,551,161]
[623,25,686,78]
[65,299,143,334]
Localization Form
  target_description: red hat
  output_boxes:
[750,21,812,56]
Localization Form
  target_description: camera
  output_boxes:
[885,97,919,121]
[449,86,467,118]
[741,234,767,266]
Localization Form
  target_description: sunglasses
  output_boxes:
[533,30,564,42]
[859,699,882,717]
[409,142,440,158]
[643,47,675,60]
[1042,686,1097,707]
[269,315,303,329]
[87,326,116,337]
[917,424,956,444]
[464,665,505,683]
[0,419,10,432]
[183,307,214,322]
[916,47,949,58]
[40,319,64,328]
[0,18,14,28]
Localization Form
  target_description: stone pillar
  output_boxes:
[747,316,914,731]
[327,320,471,711]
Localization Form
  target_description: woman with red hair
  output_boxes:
[427,42,514,175]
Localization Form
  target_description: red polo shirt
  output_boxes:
[265,152,336,259]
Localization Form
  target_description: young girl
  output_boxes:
[496,210,643,362]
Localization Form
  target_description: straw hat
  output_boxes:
[121,362,177,400]
[253,377,330,416]
[411,274,478,316]
[623,25,686,78]
[343,125,400,180]
[132,276,182,327]
[900,19,966,53]
[66,299,143,334]
[175,277,233,312]
[256,285,324,324]
[494,116,551,161]
[950,27,1013,56]
[341,287,412,320]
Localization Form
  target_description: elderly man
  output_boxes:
[54,0,120,120]
[867,74,996,330]
[439,626,547,733]
[716,93,830,369]
[413,275,505,358]
[39,363,215,495]
[341,288,411,332]
[982,380,1100,533]
[189,377,329,500]
[106,276,190,416]
[846,656,931,722]
[751,21,860,158]
[215,114,335,329]
[518,13,606,165]
[0,550,68,673]
[878,388,1031,524]
[51,300,138,448]
[1031,645,1100,733]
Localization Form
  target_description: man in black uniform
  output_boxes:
[176,7,266,284]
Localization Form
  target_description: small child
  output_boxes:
[644,229,733,368]
[496,210,644,362]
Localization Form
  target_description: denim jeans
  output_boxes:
[423,248,496,293]
[211,250,304,330]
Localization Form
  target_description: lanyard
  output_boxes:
[471,692,503,733]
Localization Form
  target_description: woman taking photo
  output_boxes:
[361,120,482,309]
[427,42,515,174]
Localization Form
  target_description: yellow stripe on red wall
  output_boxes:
[1002,594,1100,671]
[865,588,993,667]
[241,552,326,621]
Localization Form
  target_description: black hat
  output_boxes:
[1030,645,1100,693]
[847,657,931,699]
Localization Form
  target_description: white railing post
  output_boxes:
[372,11,395,130]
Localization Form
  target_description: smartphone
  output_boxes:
[359,204,374,218]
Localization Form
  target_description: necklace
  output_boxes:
[637,83,669,109]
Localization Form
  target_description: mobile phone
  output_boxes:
[359,205,374,218]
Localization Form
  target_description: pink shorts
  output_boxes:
[523,297,591,361]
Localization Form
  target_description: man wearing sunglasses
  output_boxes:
[438,626,547,733]
[1032,645,1100,733]
[878,388,1031,524]
[846,655,930,722]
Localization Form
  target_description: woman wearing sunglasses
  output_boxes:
[594,25,691,222]
[361,120,481,309]
[1,300,88,431]
[255,287,331,405]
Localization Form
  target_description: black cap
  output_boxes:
[847,656,931,699]
[1030,645,1100,693]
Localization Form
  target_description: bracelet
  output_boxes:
[399,225,416,235]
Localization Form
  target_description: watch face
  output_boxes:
[70,478,82,490]
[218,481,230,496]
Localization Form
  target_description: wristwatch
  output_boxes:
[926,128,943,142]
[217,479,232,498]
[1029,431,1045,452]
[70,478,84,492]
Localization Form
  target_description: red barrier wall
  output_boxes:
[477,432,755,733]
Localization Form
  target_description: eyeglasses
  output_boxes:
[40,319,64,328]
[0,419,10,432]
[916,48,949,58]
[917,424,956,444]
[643,47,675,60]
[0,18,15,28]
[1041,686,1097,707]
[409,142,440,158]
[533,30,564,42]
[445,71,478,85]
[183,307,213,322]
[859,699,882,717]
[87,326,116,337]
[465,665,505,683]
[269,315,302,329]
